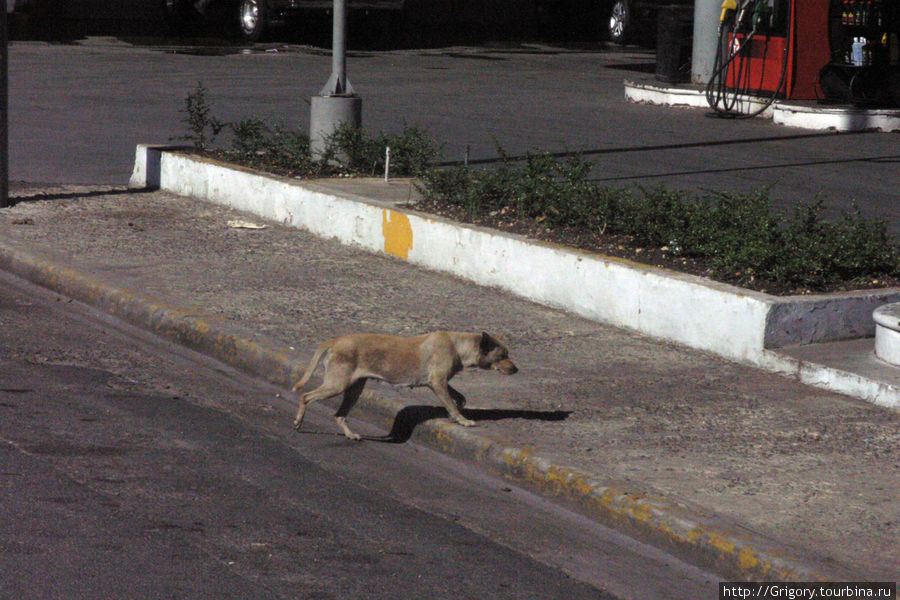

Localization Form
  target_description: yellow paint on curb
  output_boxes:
[738,546,761,571]
[708,532,737,555]
[382,210,413,260]
[488,445,805,579]
[625,497,654,523]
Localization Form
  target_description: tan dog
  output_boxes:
[291,331,518,440]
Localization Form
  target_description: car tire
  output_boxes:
[238,0,269,42]
[607,0,631,43]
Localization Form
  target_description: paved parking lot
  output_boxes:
[9,35,900,235]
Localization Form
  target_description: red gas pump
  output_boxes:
[706,0,832,115]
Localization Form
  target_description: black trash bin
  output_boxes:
[656,5,693,84]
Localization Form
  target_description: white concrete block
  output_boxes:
[139,146,900,366]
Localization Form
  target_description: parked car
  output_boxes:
[235,0,298,41]
[604,0,694,44]
[165,0,686,44]
[164,0,402,41]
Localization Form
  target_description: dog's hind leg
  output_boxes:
[293,383,345,431]
[334,379,366,441]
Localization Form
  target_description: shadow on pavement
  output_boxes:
[382,405,571,444]
[9,187,146,205]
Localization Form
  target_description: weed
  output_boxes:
[174,82,224,151]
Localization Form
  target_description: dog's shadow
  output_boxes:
[377,406,572,444]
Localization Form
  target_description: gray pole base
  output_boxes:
[309,94,362,160]
[691,0,722,85]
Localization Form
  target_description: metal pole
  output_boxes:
[321,0,353,96]
[0,1,9,208]
[309,0,361,158]
[332,0,347,94]
[691,0,723,84]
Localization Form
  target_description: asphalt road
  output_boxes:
[0,269,717,599]
[8,35,900,235]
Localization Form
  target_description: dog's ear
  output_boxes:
[480,331,498,353]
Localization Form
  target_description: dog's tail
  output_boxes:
[291,342,332,392]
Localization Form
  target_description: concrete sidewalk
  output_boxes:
[1,184,897,582]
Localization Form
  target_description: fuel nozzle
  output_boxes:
[752,0,771,33]
[720,0,738,22]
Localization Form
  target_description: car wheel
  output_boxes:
[238,0,268,42]
[607,0,630,43]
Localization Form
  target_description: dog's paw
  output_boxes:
[344,432,363,441]
[456,417,477,428]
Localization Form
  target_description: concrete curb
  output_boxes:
[0,212,850,583]
[623,79,900,132]
[353,394,847,583]
[760,348,900,409]
[623,79,775,116]
[129,145,900,408]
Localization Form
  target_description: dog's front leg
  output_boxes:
[430,379,476,427]
[447,384,466,410]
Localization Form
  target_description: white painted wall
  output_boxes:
[130,145,900,366]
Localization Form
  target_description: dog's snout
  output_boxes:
[496,359,518,375]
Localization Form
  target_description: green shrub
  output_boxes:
[227,117,271,160]
[420,151,612,228]
[417,153,900,292]
[226,118,318,175]
[326,122,440,177]
[175,84,439,178]
[175,84,898,293]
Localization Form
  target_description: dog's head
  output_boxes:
[478,331,518,375]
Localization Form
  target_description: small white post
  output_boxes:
[384,146,391,182]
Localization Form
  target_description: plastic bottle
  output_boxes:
[852,37,864,65]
